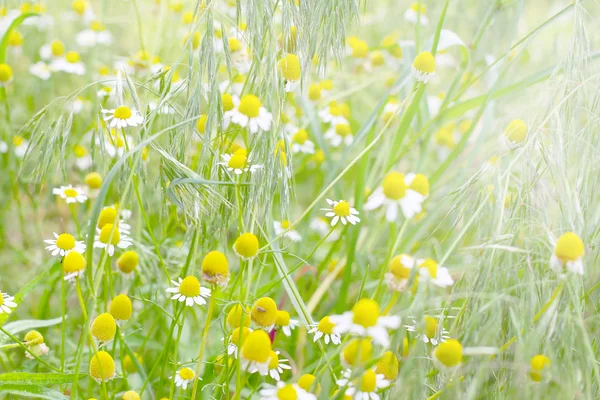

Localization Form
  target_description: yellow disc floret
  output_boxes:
[434,339,463,367]
[56,233,76,251]
[351,298,380,328]
[63,251,86,274]
[113,106,132,120]
[109,294,132,321]
[99,224,121,245]
[89,351,115,382]
[420,258,438,279]
[408,174,429,196]
[91,313,117,343]
[98,206,118,229]
[251,297,278,329]
[24,330,44,345]
[240,329,272,363]
[233,233,259,260]
[555,232,584,262]
[227,304,251,328]
[504,119,527,144]
[117,250,139,274]
[342,338,373,366]
[317,316,335,334]
[360,369,377,392]
[275,310,291,327]
[413,51,435,73]
[278,54,301,81]
[382,172,407,200]
[389,255,411,279]
[333,200,351,217]
[375,351,399,380]
[85,172,103,189]
[0,64,12,83]
[201,250,229,285]
[238,95,261,118]
[179,276,201,297]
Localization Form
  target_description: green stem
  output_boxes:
[190,287,217,398]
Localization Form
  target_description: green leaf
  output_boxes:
[0,383,69,399]
[0,266,54,327]
[0,13,39,63]
[0,372,81,385]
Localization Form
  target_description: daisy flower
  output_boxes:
[318,101,348,125]
[228,94,273,134]
[240,330,272,376]
[274,220,302,242]
[275,310,299,337]
[251,297,278,331]
[29,61,52,80]
[75,21,113,47]
[51,51,86,75]
[174,367,196,390]
[268,351,292,381]
[404,3,428,25]
[417,258,454,288]
[166,276,211,307]
[227,327,252,357]
[412,51,435,83]
[102,105,144,129]
[93,223,133,256]
[44,232,85,257]
[432,339,463,370]
[53,185,88,204]
[336,369,390,400]
[385,254,415,292]
[12,136,28,158]
[530,354,551,382]
[218,148,262,175]
[278,53,301,92]
[23,330,50,359]
[308,316,341,345]
[90,351,116,383]
[260,381,316,400]
[321,199,360,226]
[290,129,315,154]
[0,292,17,314]
[324,123,353,147]
[405,316,450,345]
[550,232,585,275]
[502,119,528,149]
[364,172,425,221]
[62,251,87,281]
[330,298,401,347]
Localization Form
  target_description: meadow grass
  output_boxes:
[0,0,599,399]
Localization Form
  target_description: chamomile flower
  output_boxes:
[321,199,360,226]
[227,304,252,329]
[122,391,140,400]
[324,123,353,147]
[268,350,292,381]
[23,330,50,359]
[44,232,86,257]
[90,313,117,346]
[93,224,133,256]
[0,63,13,85]
[417,258,454,288]
[364,172,425,221]
[73,145,93,170]
[260,381,316,400]
[251,297,278,331]
[240,329,272,375]
[117,250,138,275]
[385,254,415,292]
[109,294,133,322]
[278,53,301,92]
[166,276,211,307]
[550,232,585,275]
[52,51,86,75]
[330,298,401,347]
[76,21,113,47]
[102,106,144,129]
[89,351,116,383]
[218,148,262,175]
[53,185,88,204]
[233,232,260,260]
[308,316,341,345]
[404,3,428,25]
[530,354,551,382]
[318,101,348,125]
[290,129,315,154]
[502,119,528,149]
[62,251,86,281]
[29,61,52,80]
[433,339,463,370]
[229,94,273,134]
[275,310,299,337]
[412,51,435,83]
[336,369,390,400]
[298,374,321,394]
[274,220,302,242]
[174,367,196,389]
[227,327,252,357]
[406,316,450,345]
[0,292,17,314]
[375,351,399,381]
[341,339,373,367]
[201,250,230,287]
[12,136,28,158]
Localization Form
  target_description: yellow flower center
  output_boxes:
[99,224,121,245]
[228,150,247,169]
[360,369,377,392]
[72,0,86,15]
[320,80,333,91]
[89,351,115,382]
[333,201,352,217]
[0,64,12,82]
[434,339,463,367]
[292,129,309,144]
[238,95,261,118]
[63,251,86,273]
[98,206,117,229]
[278,54,301,81]
[63,188,79,198]
[409,173,429,196]
[91,313,117,342]
[382,172,407,200]
[308,84,321,101]
[335,124,351,137]
[350,38,369,59]
[317,316,335,334]
[530,354,551,380]
[435,125,455,148]
[420,258,438,278]
[0,295,4,307]
[410,3,426,13]
[234,233,259,259]
[114,106,132,120]
[370,51,385,66]
[196,114,207,134]
[281,220,291,230]
[555,232,584,262]
[351,298,380,328]
[277,384,298,400]
[424,316,438,338]
[179,367,195,380]
[251,297,278,328]
[122,391,140,400]
[268,350,280,369]
[51,40,65,56]
[230,327,252,346]
[91,21,105,32]
[328,102,342,116]
[85,172,103,189]
[227,305,251,328]
[413,51,435,73]
[375,351,399,381]
[504,119,527,143]
[56,233,76,250]
[389,255,411,279]
[222,93,234,111]
[179,276,201,297]
[275,310,291,327]
[66,51,81,64]
[8,31,23,46]
[109,294,132,321]
[24,330,44,345]
[241,330,272,363]
[201,250,229,281]
[228,37,242,53]
[12,136,23,146]
[182,11,194,24]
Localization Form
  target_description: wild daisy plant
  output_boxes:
[0,1,599,399]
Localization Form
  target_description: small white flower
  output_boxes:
[336,369,390,400]
[0,292,17,314]
[102,106,144,129]
[29,61,52,80]
[228,94,273,134]
[404,5,428,25]
[93,226,133,256]
[259,381,316,400]
[321,199,360,226]
[274,220,302,242]
[51,56,86,75]
[75,28,113,47]
[268,351,292,381]
[405,316,450,346]
[218,152,262,175]
[173,367,197,390]
[324,123,354,147]
[308,316,341,345]
[385,254,415,292]
[166,276,211,307]
[44,232,86,257]
[364,172,425,221]
[53,185,88,204]
[416,259,454,288]
[318,103,348,126]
